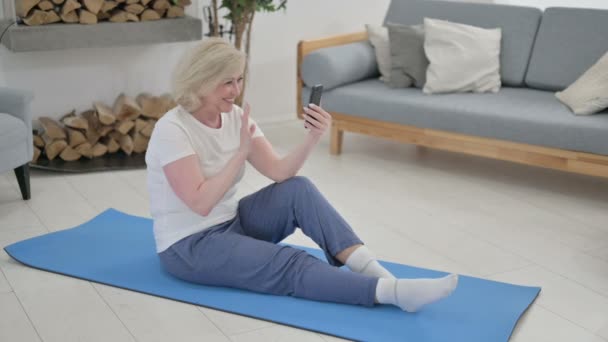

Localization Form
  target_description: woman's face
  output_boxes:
[201,72,244,114]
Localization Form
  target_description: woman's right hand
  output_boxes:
[238,103,257,156]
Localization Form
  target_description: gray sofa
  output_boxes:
[0,87,34,200]
[297,0,608,178]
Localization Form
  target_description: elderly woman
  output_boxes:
[145,38,457,312]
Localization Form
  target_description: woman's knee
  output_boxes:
[269,176,321,205]
[281,176,315,191]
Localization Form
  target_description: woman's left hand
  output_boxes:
[303,104,332,138]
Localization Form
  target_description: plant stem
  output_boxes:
[236,8,255,106]
[211,0,219,36]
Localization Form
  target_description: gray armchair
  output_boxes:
[0,86,34,200]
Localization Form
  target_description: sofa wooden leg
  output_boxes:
[330,124,343,155]
[14,164,31,200]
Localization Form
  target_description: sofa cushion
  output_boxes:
[300,42,379,91]
[0,113,30,172]
[303,80,608,156]
[525,7,608,91]
[365,25,391,84]
[387,23,426,88]
[422,18,502,94]
[384,0,541,87]
[556,51,608,115]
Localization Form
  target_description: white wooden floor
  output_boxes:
[1,119,607,342]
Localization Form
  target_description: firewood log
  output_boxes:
[38,0,54,10]
[33,134,45,148]
[119,135,134,155]
[114,94,141,120]
[59,109,76,121]
[140,0,151,6]
[104,137,120,153]
[152,0,169,11]
[140,9,160,21]
[85,123,101,144]
[67,131,83,148]
[86,129,100,145]
[93,102,116,125]
[167,6,184,18]
[62,116,88,130]
[97,11,110,20]
[80,109,101,144]
[21,10,59,26]
[109,9,137,22]
[160,93,176,113]
[81,109,100,132]
[39,117,66,140]
[140,119,156,138]
[59,146,81,161]
[79,9,98,24]
[83,0,103,14]
[98,125,114,137]
[41,132,55,145]
[61,0,80,15]
[115,120,135,135]
[67,128,87,147]
[92,143,108,157]
[52,0,65,4]
[125,3,144,14]
[61,11,79,22]
[46,140,67,160]
[109,10,128,22]
[153,8,166,17]
[33,146,41,163]
[126,12,139,21]
[75,142,93,159]
[23,10,49,25]
[108,130,122,141]
[16,0,41,18]
[137,93,165,118]
[134,118,147,133]
[45,10,61,23]
[101,1,117,12]
[132,132,149,153]
[125,0,139,3]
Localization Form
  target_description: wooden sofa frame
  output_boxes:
[296,32,608,178]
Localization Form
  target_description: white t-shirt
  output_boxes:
[145,104,264,252]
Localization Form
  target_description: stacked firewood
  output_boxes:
[16,0,190,26]
[32,93,175,162]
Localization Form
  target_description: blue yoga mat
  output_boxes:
[5,209,539,342]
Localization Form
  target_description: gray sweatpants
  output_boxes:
[158,176,378,307]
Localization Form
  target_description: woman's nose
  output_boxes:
[232,81,241,96]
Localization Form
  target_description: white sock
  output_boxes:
[375,274,459,312]
[345,245,396,279]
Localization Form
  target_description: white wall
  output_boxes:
[494,0,608,9]
[0,0,390,123]
[235,0,390,123]
[4,0,602,124]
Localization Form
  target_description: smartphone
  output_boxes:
[305,84,323,128]
[308,84,323,107]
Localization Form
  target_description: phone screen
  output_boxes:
[308,84,323,107]
[305,85,323,128]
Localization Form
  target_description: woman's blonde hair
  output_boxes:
[172,38,246,112]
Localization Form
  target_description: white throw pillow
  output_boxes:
[555,51,608,115]
[365,24,391,84]
[423,18,502,94]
